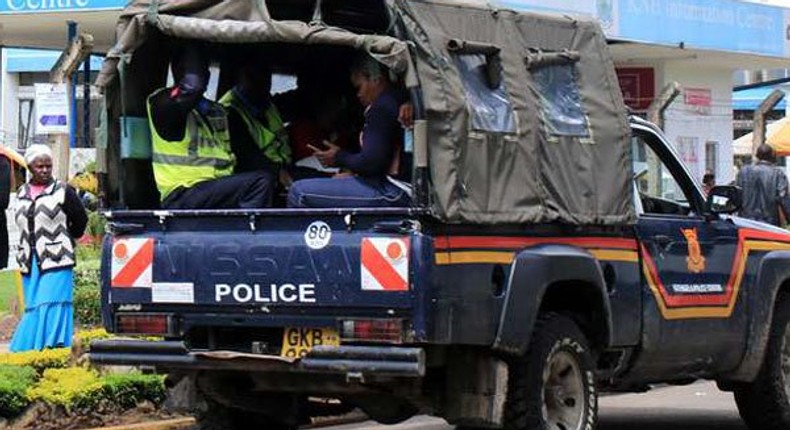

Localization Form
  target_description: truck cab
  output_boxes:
[90,2,790,430]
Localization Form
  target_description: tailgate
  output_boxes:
[101,209,432,339]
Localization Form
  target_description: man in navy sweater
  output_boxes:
[287,56,411,208]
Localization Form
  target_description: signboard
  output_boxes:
[497,0,787,58]
[0,0,125,14]
[616,67,655,111]
[618,0,786,57]
[684,87,712,115]
[34,83,68,135]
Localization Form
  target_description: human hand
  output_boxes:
[308,141,341,167]
[333,172,354,179]
[279,169,293,188]
[398,102,414,128]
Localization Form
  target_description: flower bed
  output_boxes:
[0,330,170,430]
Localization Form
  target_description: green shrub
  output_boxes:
[0,349,70,374]
[85,211,106,238]
[74,252,102,328]
[99,373,166,409]
[0,365,36,418]
[23,368,165,413]
[26,367,103,410]
[75,245,102,266]
[73,328,112,353]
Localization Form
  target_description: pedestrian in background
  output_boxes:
[702,171,715,197]
[736,144,789,227]
[10,144,87,352]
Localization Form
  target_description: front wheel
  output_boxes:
[504,313,597,430]
[734,295,790,429]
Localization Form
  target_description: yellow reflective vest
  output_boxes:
[147,89,235,200]
[219,89,291,165]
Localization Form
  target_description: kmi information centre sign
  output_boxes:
[0,0,125,13]
[496,0,790,58]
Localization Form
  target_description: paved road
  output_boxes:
[325,381,748,430]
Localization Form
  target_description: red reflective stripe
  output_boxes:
[112,240,154,287]
[361,239,407,291]
[435,236,638,250]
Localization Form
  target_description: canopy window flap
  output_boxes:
[447,39,503,90]
[446,38,500,56]
[525,49,580,70]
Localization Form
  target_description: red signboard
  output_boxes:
[616,67,655,111]
[684,88,712,106]
[684,88,712,115]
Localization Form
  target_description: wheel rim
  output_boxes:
[782,324,790,400]
[542,349,585,430]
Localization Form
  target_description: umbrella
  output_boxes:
[0,145,26,169]
[733,116,790,156]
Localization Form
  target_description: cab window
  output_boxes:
[453,53,517,133]
[632,134,695,216]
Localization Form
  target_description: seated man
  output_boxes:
[287,90,357,181]
[147,43,274,209]
[287,55,411,208]
[219,56,291,177]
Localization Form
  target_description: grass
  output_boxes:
[0,270,19,317]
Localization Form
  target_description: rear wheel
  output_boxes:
[504,313,597,430]
[734,295,790,429]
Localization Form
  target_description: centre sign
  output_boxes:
[0,0,125,13]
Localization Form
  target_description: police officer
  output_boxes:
[147,43,274,209]
[219,56,291,178]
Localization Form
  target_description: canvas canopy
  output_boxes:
[98,0,634,225]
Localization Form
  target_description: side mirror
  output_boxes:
[706,185,742,215]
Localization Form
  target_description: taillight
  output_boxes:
[340,319,404,343]
[116,313,175,335]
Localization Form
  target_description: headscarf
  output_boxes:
[24,144,53,165]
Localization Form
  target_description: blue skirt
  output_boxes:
[10,256,74,352]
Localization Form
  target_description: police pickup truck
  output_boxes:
[90,1,790,430]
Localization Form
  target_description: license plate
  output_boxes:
[280,327,340,358]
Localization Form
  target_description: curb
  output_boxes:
[77,411,369,430]
[79,417,196,430]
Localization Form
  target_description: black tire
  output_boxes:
[734,296,790,430]
[504,313,597,430]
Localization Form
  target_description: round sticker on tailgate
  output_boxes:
[305,221,332,249]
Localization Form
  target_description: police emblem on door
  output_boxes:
[681,228,706,273]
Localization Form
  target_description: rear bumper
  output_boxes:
[89,340,426,378]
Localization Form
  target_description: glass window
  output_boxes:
[453,53,516,133]
[532,64,590,137]
[632,135,692,215]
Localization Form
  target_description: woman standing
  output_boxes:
[10,144,87,352]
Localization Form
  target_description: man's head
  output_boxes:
[171,42,210,97]
[703,172,715,187]
[238,53,273,102]
[350,55,389,107]
[756,144,777,163]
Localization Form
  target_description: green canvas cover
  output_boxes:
[394,0,633,224]
[97,0,634,225]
